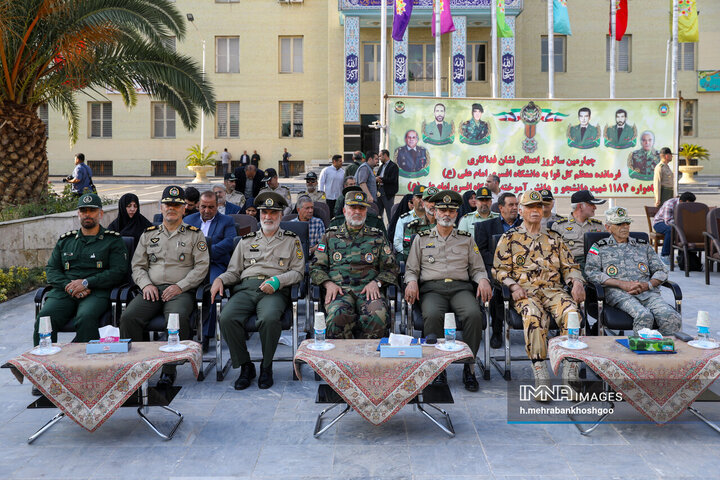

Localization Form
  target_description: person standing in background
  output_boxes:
[251,150,260,167]
[376,149,399,224]
[65,153,94,196]
[319,155,345,214]
[221,148,232,176]
[240,150,250,168]
[653,147,674,207]
[282,148,291,178]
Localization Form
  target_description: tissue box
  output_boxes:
[380,345,422,358]
[628,336,675,352]
[86,339,132,354]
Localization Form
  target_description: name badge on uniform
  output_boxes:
[250,244,260,252]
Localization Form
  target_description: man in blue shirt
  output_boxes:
[66,153,93,196]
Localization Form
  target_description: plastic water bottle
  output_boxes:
[39,332,52,349]
[314,312,326,349]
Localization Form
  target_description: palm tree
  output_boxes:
[0,0,215,205]
[679,143,710,166]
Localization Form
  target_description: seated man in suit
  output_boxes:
[184,190,237,351]
[213,184,241,215]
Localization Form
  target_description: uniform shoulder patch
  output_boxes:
[367,226,381,234]
[399,211,412,219]
[457,230,471,237]
[145,225,158,232]
[59,230,76,239]
[187,225,200,232]
[242,231,257,239]
[417,229,431,237]
[554,218,568,224]
[327,226,339,232]
[407,218,420,227]
[590,218,603,224]
[636,238,648,244]
[105,229,121,236]
[595,239,609,246]
[282,229,297,237]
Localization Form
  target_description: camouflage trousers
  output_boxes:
[605,289,681,335]
[513,287,577,361]
[325,290,389,339]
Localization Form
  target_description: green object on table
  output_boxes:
[628,336,675,352]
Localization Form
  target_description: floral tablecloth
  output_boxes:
[293,339,473,425]
[549,336,720,424]
[6,341,202,432]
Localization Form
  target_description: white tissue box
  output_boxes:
[380,345,422,358]
[86,339,132,354]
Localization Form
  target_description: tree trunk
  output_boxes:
[0,102,48,206]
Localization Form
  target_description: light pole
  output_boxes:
[187,14,206,155]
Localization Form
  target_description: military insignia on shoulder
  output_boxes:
[327,226,339,232]
[106,230,120,236]
[145,225,158,232]
[596,239,608,246]
[473,245,480,254]
[555,218,568,224]
[59,230,75,239]
[458,230,471,237]
[606,265,618,276]
[588,245,600,256]
[317,243,326,252]
[321,193,326,200]
[418,230,430,236]
[367,227,381,235]
[636,238,648,244]
[407,219,419,227]
[295,240,303,259]
[197,241,208,251]
[399,211,412,219]
[187,225,200,232]
[332,252,343,262]
[590,218,603,224]
[242,231,257,239]
[150,237,159,244]
[282,229,297,237]
[179,225,186,233]
[515,254,525,266]
[383,245,392,255]
[638,262,649,273]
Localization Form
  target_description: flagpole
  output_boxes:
[547,0,554,98]
[434,0,441,97]
[609,0,616,99]
[490,0,498,98]
[380,0,388,150]
[671,0,678,98]
[664,39,670,98]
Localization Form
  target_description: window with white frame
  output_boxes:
[606,35,631,72]
[466,43,487,82]
[541,36,566,73]
[682,99,697,137]
[363,43,381,82]
[152,103,176,138]
[217,101,240,138]
[38,103,49,137]
[216,36,240,73]
[408,44,434,81]
[679,42,695,71]
[89,102,112,138]
[280,101,303,138]
[279,37,303,73]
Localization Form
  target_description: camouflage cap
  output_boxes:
[161,185,186,204]
[255,191,287,211]
[341,185,362,197]
[77,192,102,209]
[538,189,554,202]
[412,184,427,196]
[429,190,462,209]
[475,186,492,199]
[519,190,544,206]
[422,186,439,201]
[345,190,370,208]
[604,206,634,225]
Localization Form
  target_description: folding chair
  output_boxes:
[704,208,720,285]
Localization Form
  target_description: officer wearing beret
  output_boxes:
[296,171,326,205]
[311,190,399,339]
[585,207,681,335]
[405,191,492,391]
[401,186,439,261]
[120,186,209,387]
[550,189,605,272]
[35,193,128,345]
[393,184,426,253]
[211,191,305,390]
[458,186,498,234]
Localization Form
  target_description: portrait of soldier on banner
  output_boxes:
[627,130,660,181]
[603,108,637,149]
[394,129,430,178]
[422,103,454,145]
[460,103,491,146]
[566,107,600,149]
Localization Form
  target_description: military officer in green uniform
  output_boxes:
[35,193,128,345]
[211,191,304,390]
[401,187,439,260]
[119,186,209,387]
[296,172,326,205]
[329,185,387,237]
[458,186,498,233]
[404,190,492,391]
[422,103,454,145]
[567,107,600,149]
[603,109,637,149]
[550,190,605,272]
[311,190,399,339]
[459,103,491,145]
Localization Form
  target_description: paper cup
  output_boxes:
[39,316,52,334]
[444,312,456,330]
[167,313,180,331]
[314,312,326,331]
[567,312,580,330]
[697,311,710,328]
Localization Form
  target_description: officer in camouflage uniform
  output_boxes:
[405,190,492,391]
[296,172,326,205]
[585,206,681,335]
[494,191,585,396]
[120,186,209,387]
[311,190,399,338]
[329,186,387,236]
[550,189,605,272]
[401,186,439,260]
[211,191,305,390]
[35,193,128,345]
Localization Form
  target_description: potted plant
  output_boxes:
[185,145,218,183]
[678,143,710,184]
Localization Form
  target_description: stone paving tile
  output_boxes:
[253,444,334,477]
[483,444,574,477]
[408,445,491,477]
[333,445,411,477]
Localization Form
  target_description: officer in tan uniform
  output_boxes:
[211,192,304,390]
[296,172,326,204]
[224,173,247,207]
[550,189,605,272]
[258,168,292,215]
[401,186,438,260]
[405,190,492,391]
[494,190,585,397]
[120,186,210,387]
[538,189,563,228]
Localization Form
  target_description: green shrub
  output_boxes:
[0,184,113,222]
[0,266,46,303]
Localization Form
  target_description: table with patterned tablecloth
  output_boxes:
[549,336,720,428]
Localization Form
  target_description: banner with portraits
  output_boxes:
[387,96,679,197]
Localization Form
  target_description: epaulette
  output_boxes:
[399,211,413,219]
[418,229,431,237]
[554,218,569,224]
[505,226,521,235]
[59,230,77,239]
[282,229,297,237]
[636,238,648,244]
[187,225,200,232]
[595,238,609,246]
[242,231,257,239]
[365,226,382,236]
[144,225,158,232]
[590,218,603,224]
[105,230,121,236]
[457,230,471,237]
[327,226,339,232]
[407,218,420,227]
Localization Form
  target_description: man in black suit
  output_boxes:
[234,164,264,201]
[376,149,399,224]
[476,192,522,348]
[240,150,250,167]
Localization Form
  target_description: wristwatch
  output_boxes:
[82,279,89,288]
[376,280,382,288]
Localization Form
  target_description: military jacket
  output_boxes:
[458,211,498,233]
[217,229,304,288]
[226,191,246,207]
[402,215,436,257]
[585,236,668,285]
[493,225,583,290]
[259,185,292,210]
[311,223,399,291]
[132,223,209,292]
[393,210,421,252]
[297,190,326,203]
[550,215,604,258]
[459,119,490,145]
[46,228,129,298]
[404,227,488,284]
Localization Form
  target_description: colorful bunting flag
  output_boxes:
[609,0,628,41]
[497,0,514,38]
[392,0,413,42]
[431,0,455,37]
[553,0,572,36]
[678,0,699,42]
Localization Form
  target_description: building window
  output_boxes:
[541,36,566,73]
[606,35,631,72]
[216,101,240,138]
[466,43,487,82]
[89,102,112,138]
[162,36,176,52]
[363,43,381,82]
[38,103,49,137]
[682,99,697,137]
[679,42,695,71]
[152,103,176,138]
[279,37,303,73]
[216,36,240,73]
[280,101,303,138]
[408,44,434,81]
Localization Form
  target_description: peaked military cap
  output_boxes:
[429,190,462,209]
[255,191,287,211]
[305,172,318,181]
[412,184,427,196]
[538,189,554,202]
[476,186,492,199]
[519,190,544,206]
[571,189,606,205]
[341,185,362,197]
[604,206,634,225]
[422,186,439,201]
[77,193,102,209]
[161,185,185,204]
[224,173,237,181]
[345,190,370,207]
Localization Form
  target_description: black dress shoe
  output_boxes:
[258,364,274,389]
[201,336,210,354]
[432,370,448,385]
[490,332,503,349]
[156,366,177,389]
[234,362,256,390]
[463,364,479,392]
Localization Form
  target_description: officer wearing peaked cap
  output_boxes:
[538,189,563,228]
[393,184,426,253]
[405,190,492,391]
[120,185,209,388]
[296,171,326,205]
[550,189,605,272]
[401,186,439,260]
[458,186,498,233]
[585,206,681,336]
[35,193,129,347]
[258,168,292,215]
[211,191,305,390]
